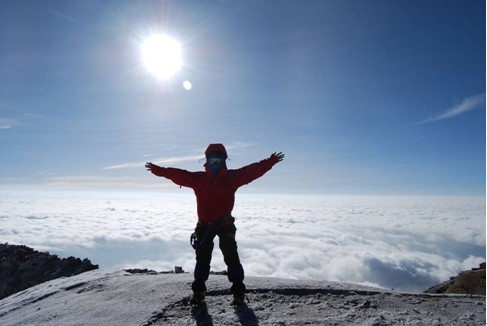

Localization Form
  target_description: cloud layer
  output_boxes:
[1,191,484,292]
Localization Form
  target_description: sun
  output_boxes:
[140,34,183,80]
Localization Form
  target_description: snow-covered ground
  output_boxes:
[0,269,484,326]
[1,191,485,293]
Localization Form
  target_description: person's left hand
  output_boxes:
[270,152,285,163]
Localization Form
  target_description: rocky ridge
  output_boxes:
[0,243,98,300]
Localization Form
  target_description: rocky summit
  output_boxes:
[0,270,484,326]
[0,243,98,300]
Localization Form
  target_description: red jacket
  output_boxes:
[149,156,278,224]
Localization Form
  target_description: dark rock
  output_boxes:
[174,266,184,274]
[124,268,158,275]
[0,243,98,300]
[124,267,189,275]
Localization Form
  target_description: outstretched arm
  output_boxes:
[233,152,285,188]
[145,162,195,188]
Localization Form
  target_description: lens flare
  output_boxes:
[182,80,192,90]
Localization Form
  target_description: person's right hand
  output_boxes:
[145,162,154,171]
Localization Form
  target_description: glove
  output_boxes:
[145,162,163,174]
[145,162,154,172]
[269,152,285,165]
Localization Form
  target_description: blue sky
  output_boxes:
[0,0,485,195]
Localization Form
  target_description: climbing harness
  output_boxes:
[190,214,233,250]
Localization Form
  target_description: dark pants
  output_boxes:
[192,223,246,293]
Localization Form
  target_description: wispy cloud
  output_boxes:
[0,112,49,130]
[103,154,204,170]
[103,141,255,170]
[48,9,80,24]
[417,94,485,124]
[0,118,13,129]
[0,174,166,190]
[43,175,163,189]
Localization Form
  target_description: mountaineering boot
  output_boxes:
[189,291,206,305]
[231,291,246,306]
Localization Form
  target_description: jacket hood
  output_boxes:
[205,143,228,159]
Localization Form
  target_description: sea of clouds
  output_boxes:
[1,190,485,293]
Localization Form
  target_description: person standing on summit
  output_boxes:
[145,144,284,305]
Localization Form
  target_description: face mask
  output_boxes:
[209,164,221,176]
[206,156,225,176]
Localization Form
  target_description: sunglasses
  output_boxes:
[207,157,224,165]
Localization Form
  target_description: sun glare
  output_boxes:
[141,34,183,80]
